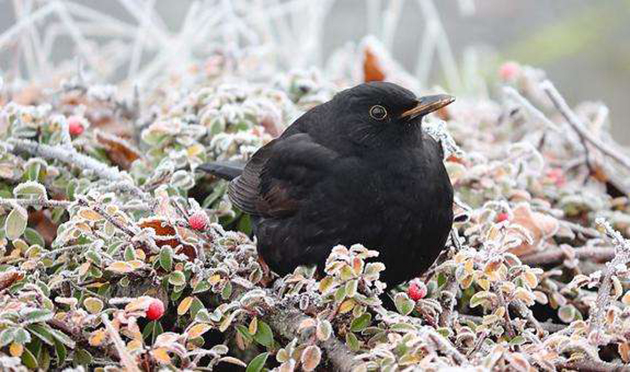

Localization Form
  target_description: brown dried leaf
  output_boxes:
[508,203,559,256]
[177,296,194,315]
[95,130,141,170]
[187,323,212,338]
[363,49,385,82]
[301,345,322,372]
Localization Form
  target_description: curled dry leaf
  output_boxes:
[508,203,559,256]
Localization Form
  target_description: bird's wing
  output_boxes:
[228,133,337,217]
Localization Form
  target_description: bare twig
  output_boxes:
[495,283,515,338]
[40,243,91,258]
[503,86,560,131]
[589,219,630,337]
[459,315,564,333]
[541,81,630,171]
[265,306,363,372]
[101,314,142,372]
[556,359,630,372]
[77,198,138,238]
[521,246,615,266]
[0,197,71,209]
[5,138,128,181]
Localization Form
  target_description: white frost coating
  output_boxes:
[0,0,470,93]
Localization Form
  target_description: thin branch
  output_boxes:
[459,314,563,333]
[265,306,363,372]
[503,86,560,131]
[521,246,615,266]
[541,81,630,171]
[556,359,630,372]
[0,197,71,209]
[5,138,128,182]
[589,219,630,337]
[101,314,142,372]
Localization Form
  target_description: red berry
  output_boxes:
[188,211,208,231]
[499,61,520,81]
[496,212,509,223]
[408,280,427,301]
[146,299,164,321]
[68,116,84,136]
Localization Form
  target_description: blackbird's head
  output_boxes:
[330,82,454,148]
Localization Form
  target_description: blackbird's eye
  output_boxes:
[369,105,387,121]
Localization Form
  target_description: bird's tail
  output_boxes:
[197,162,244,181]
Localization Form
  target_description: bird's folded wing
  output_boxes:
[228,133,338,217]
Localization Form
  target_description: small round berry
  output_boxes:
[68,116,84,136]
[496,212,509,223]
[546,168,566,187]
[188,211,208,231]
[408,280,427,301]
[146,299,165,321]
[499,61,520,81]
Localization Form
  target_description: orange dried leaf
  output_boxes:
[127,339,143,352]
[89,329,107,346]
[106,261,134,273]
[152,347,171,364]
[187,323,212,338]
[78,208,104,222]
[178,296,194,315]
[9,342,23,357]
[619,342,630,363]
[339,299,356,314]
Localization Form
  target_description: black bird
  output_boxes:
[199,82,454,287]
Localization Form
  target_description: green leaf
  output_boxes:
[73,348,93,366]
[253,321,273,348]
[221,281,232,300]
[202,181,227,208]
[0,327,17,347]
[124,245,136,261]
[22,309,53,324]
[142,321,156,341]
[334,286,346,302]
[24,228,45,247]
[394,293,415,316]
[168,271,186,286]
[509,335,526,347]
[246,352,269,372]
[350,313,372,332]
[5,207,27,241]
[345,332,360,352]
[237,214,252,235]
[190,297,205,320]
[469,291,491,309]
[13,181,47,199]
[54,338,67,364]
[49,328,75,348]
[193,280,210,294]
[13,328,31,344]
[21,345,38,369]
[159,246,173,272]
[26,324,55,345]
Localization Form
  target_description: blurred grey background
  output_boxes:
[1,0,629,143]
